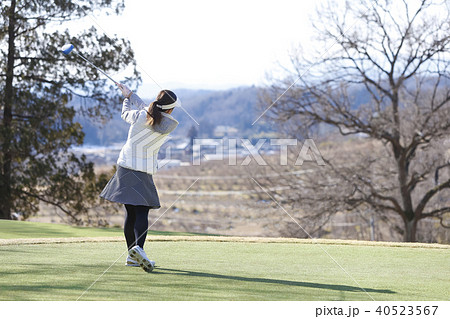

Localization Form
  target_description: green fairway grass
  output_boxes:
[0,242,449,300]
[0,221,449,301]
[0,220,206,239]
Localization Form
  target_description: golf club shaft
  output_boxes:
[74,51,118,84]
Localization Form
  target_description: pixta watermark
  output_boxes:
[190,138,325,166]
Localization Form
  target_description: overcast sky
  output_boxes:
[79,0,318,94]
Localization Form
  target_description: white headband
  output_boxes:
[156,99,181,110]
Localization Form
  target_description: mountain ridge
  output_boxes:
[76,86,272,146]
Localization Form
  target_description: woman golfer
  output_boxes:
[100,83,179,272]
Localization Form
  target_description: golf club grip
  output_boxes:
[75,52,118,84]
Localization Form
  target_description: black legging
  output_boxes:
[124,204,150,249]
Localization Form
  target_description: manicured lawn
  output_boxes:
[1,240,449,300]
[0,220,205,239]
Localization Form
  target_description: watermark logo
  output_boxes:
[191,138,325,166]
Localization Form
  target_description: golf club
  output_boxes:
[60,43,118,84]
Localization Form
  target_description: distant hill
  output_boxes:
[73,76,448,146]
[173,86,273,137]
[76,86,274,146]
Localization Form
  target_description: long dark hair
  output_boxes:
[146,90,177,126]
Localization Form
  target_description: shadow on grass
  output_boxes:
[156,268,395,294]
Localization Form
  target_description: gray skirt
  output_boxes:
[100,165,161,208]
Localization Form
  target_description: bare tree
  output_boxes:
[260,0,450,242]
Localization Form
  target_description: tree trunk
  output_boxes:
[404,218,418,242]
[0,0,16,220]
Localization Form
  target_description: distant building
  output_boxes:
[158,159,182,170]
[174,139,190,151]
[213,125,239,137]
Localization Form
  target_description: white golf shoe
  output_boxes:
[128,245,155,272]
[125,255,140,267]
[126,255,155,267]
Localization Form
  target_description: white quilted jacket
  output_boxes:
[117,93,178,174]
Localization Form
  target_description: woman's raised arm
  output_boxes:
[117,83,147,110]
